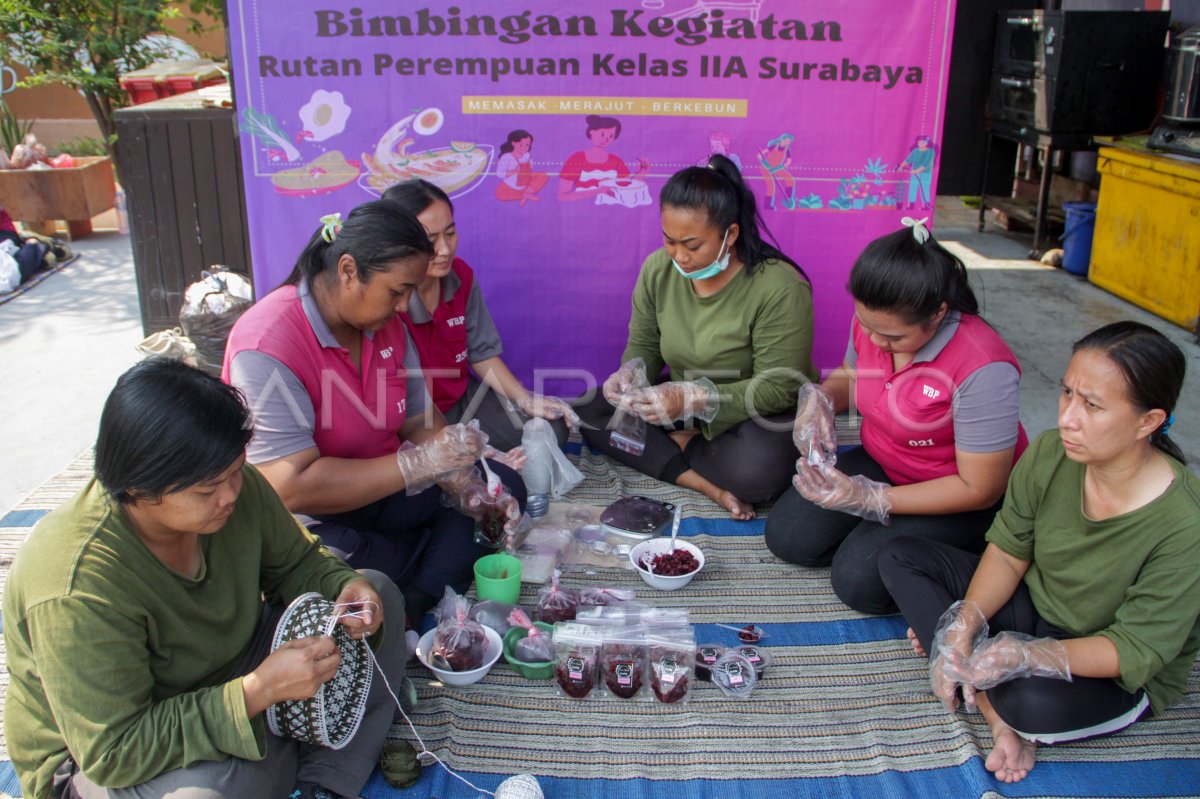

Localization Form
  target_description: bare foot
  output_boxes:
[979,693,1037,783]
[676,469,755,521]
[715,489,756,521]
[907,627,927,657]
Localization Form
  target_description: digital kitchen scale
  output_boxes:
[599,496,676,541]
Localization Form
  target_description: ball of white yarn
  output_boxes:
[495,773,544,799]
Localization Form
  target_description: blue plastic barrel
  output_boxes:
[1060,201,1097,277]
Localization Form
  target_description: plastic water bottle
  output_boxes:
[521,439,552,518]
[114,187,129,234]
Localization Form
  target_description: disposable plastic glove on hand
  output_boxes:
[962,631,1072,691]
[438,465,521,536]
[602,357,648,407]
[515,393,581,430]
[929,600,989,712]
[792,461,892,524]
[625,378,720,425]
[793,383,837,466]
[395,422,487,495]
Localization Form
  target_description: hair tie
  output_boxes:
[901,216,931,245]
[1161,413,1175,436]
[319,212,343,243]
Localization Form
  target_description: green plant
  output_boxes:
[0,100,34,153]
[0,0,224,182]
[47,136,111,158]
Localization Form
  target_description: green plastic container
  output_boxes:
[502,622,555,680]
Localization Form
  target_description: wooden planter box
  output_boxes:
[0,156,116,238]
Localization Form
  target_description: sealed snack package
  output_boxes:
[734,645,772,677]
[469,600,522,637]
[648,627,696,705]
[432,593,489,672]
[508,609,555,663]
[536,569,581,624]
[694,644,726,682]
[554,622,603,699]
[599,627,647,700]
[711,652,759,699]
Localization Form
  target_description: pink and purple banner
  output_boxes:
[226,0,956,395]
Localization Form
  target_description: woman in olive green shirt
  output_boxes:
[3,360,405,799]
[578,154,816,519]
[880,321,1200,785]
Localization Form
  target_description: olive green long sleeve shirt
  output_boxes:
[622,249,816,438]
[3,466,360,799]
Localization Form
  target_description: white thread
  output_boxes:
[336,609,499,798]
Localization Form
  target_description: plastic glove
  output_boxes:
[792,461,892,524]
[961,631,1072,691]
[793,383,837,467]
[514,393,581,430]
[625,378,720,425]
[929,600,989,711]
[395,422,486,495]
[602,357,648,406]
[438,465,521,537]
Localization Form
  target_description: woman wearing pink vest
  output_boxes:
[765,220,1028,614]
[223,200,525,625]
[382,179,576,453]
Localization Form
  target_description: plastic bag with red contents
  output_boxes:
[431,593,488,672]
[599,627,647,699]
[507,608,555,663]
[647,626,696,705]
[535,569,580,624]
[553,622,602,700]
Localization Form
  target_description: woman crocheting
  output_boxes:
[382,179,577,453]
[879,321,1200,784]
[576,154,816,519]
[223,200,525,623]
[3,359,406,799]
[765,218,1028,615]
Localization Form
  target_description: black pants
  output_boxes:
[763,446,1001,615]
[879,536,1149,740]
[444,375,569,453]
[311,460,526,621]
[575,393,797,504]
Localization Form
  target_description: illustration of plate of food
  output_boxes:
[271,150,362,196]
[359,108,494,197]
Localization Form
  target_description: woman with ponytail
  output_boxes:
[223,199,525,626]
[578,154,816,519]
[879,321,1199,784]
[767,220,1028,614]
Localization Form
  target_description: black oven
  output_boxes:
[989,10,1168,140]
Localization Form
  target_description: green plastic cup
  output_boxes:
[473,553,522,604]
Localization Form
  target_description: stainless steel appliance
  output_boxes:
[989,10,1169,141]
[1149,25,1200,158]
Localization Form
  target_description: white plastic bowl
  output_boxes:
[415,626,503,686]
[629,538,705,591]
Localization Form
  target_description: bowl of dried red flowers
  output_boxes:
[629,538,705,591]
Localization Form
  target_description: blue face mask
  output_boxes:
[672,228,731,281]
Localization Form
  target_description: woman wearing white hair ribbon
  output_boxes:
[766,220,1028,615]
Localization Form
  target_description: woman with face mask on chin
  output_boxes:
[879,321,1200,785]
[577,154,816,519]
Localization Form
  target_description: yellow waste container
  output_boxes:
[1091,146,1200,331]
